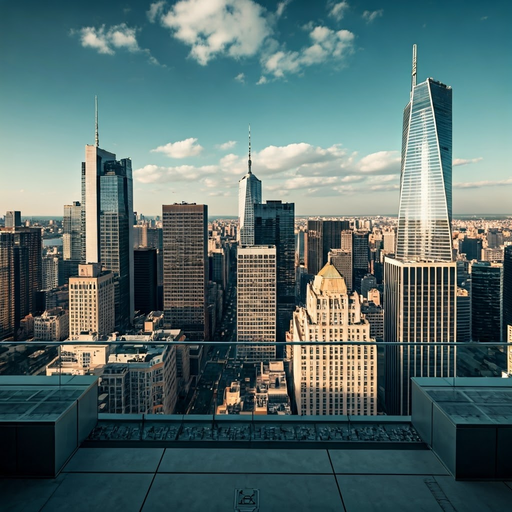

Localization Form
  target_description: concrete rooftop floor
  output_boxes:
[2,447,512,512]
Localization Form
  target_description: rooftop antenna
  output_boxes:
[95,96,99,148]
[248,124,252,174]
[411,44,417,90]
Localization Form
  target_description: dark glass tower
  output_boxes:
[254,200,295,342]
[504,246,512,336]
[134,248,158,315]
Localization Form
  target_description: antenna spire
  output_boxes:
[248,124,252,174]
[95,96,99,148]
[411,44,417,90]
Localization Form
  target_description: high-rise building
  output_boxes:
[162,203,208,341]
[134,248,158,315]
[322,220,345,265]
[5,211,21,228]
[289,263,377,415]
[456,288,471,342]
[237,246,276,361]
[395,48,453,262]
[42,255,60,290]
[504,246,512,337]
[384,45,456,415]
[63,201,82,261]
[353,231,369,293]
[254,200,295,342]
[238,128,262,245]
[68,263,115,339]
[471,262,503,343]
[0,225,42,340]
[81,100,134,331]
[34,308,69,341]
[383,230,395,253]
[329,249,352,291]
[306,220,323,276]
[460,237,482,261]
[360,274,377,299]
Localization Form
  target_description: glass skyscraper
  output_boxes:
[238,129,262,245]
[384,46,456,415]
[396,58,453,262]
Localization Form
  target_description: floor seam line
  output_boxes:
[139,449,166,512]
[327,450,347,512]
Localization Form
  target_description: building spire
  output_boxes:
[248,124,252,174]
[95,96,99,148]
[411,44,417,90]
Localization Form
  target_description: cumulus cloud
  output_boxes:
[235,72,245,83]
[147,1,166,23]
[328,1,350,22]
[158,0,272,65]
[217,140,237,150]
[134,164,216,183]
[73,23,160,64]
[362,9,383,23]
[357,151,400,174]
[261,25,355,79]
[256,75,268,85]
[453,157,483,166]
[276,0,292,19]
[151,138,204,158]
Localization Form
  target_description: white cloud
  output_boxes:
[328,2,350,22]
[261,25,354,79]
[74,23,160,64]
[134,164,216,183]
[453,157,483,166]
[256,75,268,85]
[362,9,383,23]
[235,72,245,83]
[454,178,512,189]
[150,138,204,158]
[217,140,237,150]
[357,151,400,174]
[276,0,292,19]
[147,1,166,23]
[159,0,272,65]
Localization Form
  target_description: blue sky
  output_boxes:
[0,0,510,216]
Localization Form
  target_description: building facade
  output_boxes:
[162,203,208,341]
[68,263,115,339]
[237,246,277,361]
[290,264,377,416]
[34,307,69,341]
[63,201,82,261]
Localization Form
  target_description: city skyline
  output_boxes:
[1,1,510,216]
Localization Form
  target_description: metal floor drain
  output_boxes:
[234,488,260,512]
[424,478,457,512]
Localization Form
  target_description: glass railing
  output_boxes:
[1,340,510,423]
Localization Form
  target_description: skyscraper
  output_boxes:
[254,200,295,342]
[471,262,503,343]
[396,46,453,262]
[237,245,276,361]
[0,225,42,340]
[384,46,456,415]
[134,248,158,315]
[353,231,369,293]
[504,246,512,336]
[306,220,323,276]
[162,203,208,341]
[63,201,82,261]
[290,263,376,415]
[81,99,134,331]
[5,211,21,228]
[238,127,262,246]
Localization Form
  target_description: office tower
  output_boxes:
[63,202,82,261]
[306,220,323,275]
[367,288,381,306]
[290,263,377,415]
[238,128,262,245]
[81,99,134,331]
[162,203,208,341]
[0,225,42,340]
[237,246,276,361]
[34,308,69,341]
[504,246,512,337]
[481,247,503,262]
[322,220,344,265]
[134,248,158,314]
[383,230,395,253]
[68,263,115,338]
[471,262,503,342]
[395,48,453,262]
[353,231,369,293]
[42,255,60,290]
[254,200,295,342]
[384,45,456,415]
[360,274,377,299]
[487,229,503,249]
[456,288,471,342]
[5,211,21,228]
[341,230,352,251]
[460,237,482,261]
[361,301,384,341]
[296,229,305,266]
[329,249,353,291]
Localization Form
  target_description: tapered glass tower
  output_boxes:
[238,127,262,245]
[396,45,453,261]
